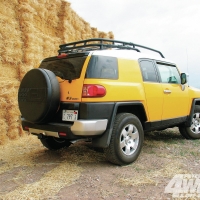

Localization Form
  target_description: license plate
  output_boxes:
[62,110,78,121]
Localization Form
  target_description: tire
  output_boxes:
[18,68,60,124]
[179,105,200,139]
[104,113,144,165]
[40,137,71,150]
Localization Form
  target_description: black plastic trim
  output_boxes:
[51,102,80,123]
[144,116,187,132]
[92,101,145,148]
[21,118,81,140]
[185,98,200,126]
[51,102,114,123]
[79,102,115,120]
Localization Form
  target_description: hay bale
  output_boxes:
[19,64,33,81]
[0,119,9,145]
[0,63,19,79]
[0,0,17,17]
[0,14,23,65]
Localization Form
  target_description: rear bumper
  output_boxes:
[71,119,108,135]
[21,118,108,139]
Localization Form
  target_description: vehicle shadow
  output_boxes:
[144,128,184,142]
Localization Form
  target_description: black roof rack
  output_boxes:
[58,38,165,58]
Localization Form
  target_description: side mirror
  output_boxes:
[181,73,187,84]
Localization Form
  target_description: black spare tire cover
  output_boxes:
[18,68,60,124]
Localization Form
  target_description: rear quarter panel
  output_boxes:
[82,58,146,104]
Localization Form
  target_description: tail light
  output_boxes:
[82,84,106,97]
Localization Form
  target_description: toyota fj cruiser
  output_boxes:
[18,38,200,165]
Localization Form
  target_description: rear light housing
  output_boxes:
[82,84,106,97]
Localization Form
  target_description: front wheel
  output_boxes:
[179,105,200,139]
[104,113,144,165]
[40,137,71,150]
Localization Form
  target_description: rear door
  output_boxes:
[39,53,90,102]
[139,59,163,122]
[156,62,189,120]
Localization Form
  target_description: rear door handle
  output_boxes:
[164,90,171,94]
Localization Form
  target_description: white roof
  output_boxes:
[90,49,175,65]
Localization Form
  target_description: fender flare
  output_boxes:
[92,102,147,148]
[185,98,200,126]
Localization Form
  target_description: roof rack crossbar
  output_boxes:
[58,38,164,58]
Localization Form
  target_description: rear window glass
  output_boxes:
[140,60,158,82]
[39,56,87,80]
[86,55,118,79]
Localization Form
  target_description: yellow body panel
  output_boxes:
[59,55,90,102]
[57,53,200,123]
[161,84,189,119]
[142,82,163,121]
[82,59,145,102]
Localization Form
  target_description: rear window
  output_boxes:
[39,56,87,81]
[139,60,158,82]
[86,55,118,79]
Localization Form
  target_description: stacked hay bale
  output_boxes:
[0,0,114,145]
[0,0,23,144]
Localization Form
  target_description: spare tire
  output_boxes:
[18,68,60,124]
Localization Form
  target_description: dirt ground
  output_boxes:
[0,128,200,200]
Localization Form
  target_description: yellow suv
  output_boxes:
[18,38,200,165]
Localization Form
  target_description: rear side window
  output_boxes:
[86,55,118,79]
[39,56,87,81]
[139,60,158,82]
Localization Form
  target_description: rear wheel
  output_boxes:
[179,105,200,139]
[40,137,71,150]
[104,113,144,165]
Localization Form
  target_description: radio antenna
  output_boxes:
[186,48,189,85]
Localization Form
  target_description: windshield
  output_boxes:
[39,56,87,81]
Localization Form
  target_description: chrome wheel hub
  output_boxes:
[190,112,200,134]
[120,124,139,156]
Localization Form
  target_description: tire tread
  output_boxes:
[104,113,143,165]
